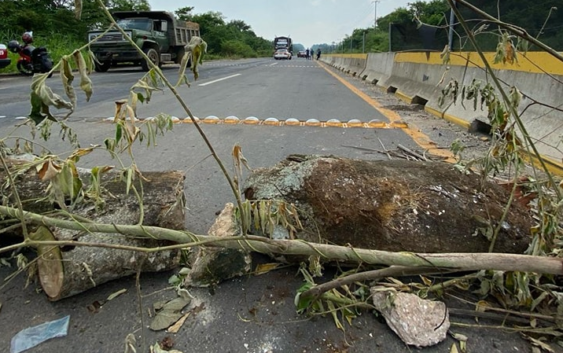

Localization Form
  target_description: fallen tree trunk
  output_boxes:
[243,155,532,254]
[1,206,562,275]
[1,158,186,300]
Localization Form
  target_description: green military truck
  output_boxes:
[88,11,200,72]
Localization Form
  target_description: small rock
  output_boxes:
[371,288,449,347]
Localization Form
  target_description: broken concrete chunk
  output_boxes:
[371,288,449,347]
[184,203,251,287]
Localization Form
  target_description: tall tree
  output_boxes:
[175,6,194,21]
[109,0,150,11]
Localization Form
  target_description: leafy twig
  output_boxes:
[95,0,248,233]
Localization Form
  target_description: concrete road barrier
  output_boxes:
[382,52,563,166]
[324,51,563,165]
[358,52,396,87]
[324,54,367,77]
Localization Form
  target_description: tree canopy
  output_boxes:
[0,0,272,58]
[333,0,563,53]
[0,0,150,41]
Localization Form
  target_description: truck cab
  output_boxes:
[88,11,200,72]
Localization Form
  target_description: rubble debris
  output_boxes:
[371,288,449,347]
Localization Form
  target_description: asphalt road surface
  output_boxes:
[0,58,550,353]
[0,58,379,124]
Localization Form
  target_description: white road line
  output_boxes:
[198,73,241,86]
[269,62,278,67]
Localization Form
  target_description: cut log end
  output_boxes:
[32,226,64,299]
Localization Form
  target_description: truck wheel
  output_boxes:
[94,61,111,73]
[141,48,160,71]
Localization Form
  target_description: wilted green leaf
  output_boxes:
[531,291,549,312]
[30,74,73,123]
[517,37,529,54]
[56,160,83,203]
[523,334,555,353]
[168,275,181,286]
[132,75,162,103]
[104,138,117,153]
[30,90,47,124]
[167,312,190,334]
[294,282,315,314]
[60,56,77,108]
[440,44,450,65]
[326,300,343,330]
[73,50,93,101]
[255,263,281,275]
[37,159,62,181]
[177,36,207,85]
[508,86,522,111]
[150,297,191,331]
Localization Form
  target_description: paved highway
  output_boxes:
[0,58,382,123]
[0,58,518,353]
[0,57,434,234]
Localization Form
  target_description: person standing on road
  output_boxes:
[316,48,321,60]
[305,48,310,60]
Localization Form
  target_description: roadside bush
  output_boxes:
[221,40,257,58]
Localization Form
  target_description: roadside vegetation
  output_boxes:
[317,0,563,53]
[1,0,563,351]
[0,0,272,74]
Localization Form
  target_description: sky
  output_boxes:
[147,0,412,48]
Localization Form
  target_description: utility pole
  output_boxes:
[448,0,456,50]
[372,0,381,29]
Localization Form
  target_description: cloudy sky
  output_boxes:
[147,0,411,47]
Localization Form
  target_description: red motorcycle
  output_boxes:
[7,32,53,76]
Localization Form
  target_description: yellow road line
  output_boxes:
[319,61,456,163]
